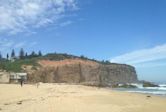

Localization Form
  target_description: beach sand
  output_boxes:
[0,84,166,112]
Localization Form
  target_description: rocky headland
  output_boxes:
[26,59,138,86]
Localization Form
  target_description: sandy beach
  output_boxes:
[0,84,166,112]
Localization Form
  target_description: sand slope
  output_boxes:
[0,84,166,112]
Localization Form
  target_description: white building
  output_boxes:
[0,71,27,83]
[10,73,27,83]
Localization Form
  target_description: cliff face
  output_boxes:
[26,59,138,86]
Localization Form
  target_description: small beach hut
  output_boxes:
[10,73,27,83]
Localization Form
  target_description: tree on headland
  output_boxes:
[6,53,9,60]
[80,55,88,60]
[104,60,111,64]
[38,51,42,56]
[11,49,15,58]
[19,48,25,59]
[29,51,39,58]
[101,60,111,65]
[25,52,28,58]
[0,52,2,60]
[31,51,36,57]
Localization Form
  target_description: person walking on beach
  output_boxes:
[20,78,24,87]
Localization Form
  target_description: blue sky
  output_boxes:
[0,0,166,83]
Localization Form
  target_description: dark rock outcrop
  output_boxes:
[26,59,138,86]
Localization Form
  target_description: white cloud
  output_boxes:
[60,20,73,27]
[0,0,77,34]
[0,39,14,50]
[111,44,166,65]
[14,42,26,48]
[0,39,37,55]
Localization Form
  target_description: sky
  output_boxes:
[0,0,166,83]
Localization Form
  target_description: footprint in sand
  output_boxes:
[17,101,22,105]
[4,103,11,105]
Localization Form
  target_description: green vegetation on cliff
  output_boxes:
[0,53,111,72]
[0,58,39,72]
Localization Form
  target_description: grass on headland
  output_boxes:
[0,58,39,72]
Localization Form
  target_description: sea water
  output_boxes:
[114,84,166,96]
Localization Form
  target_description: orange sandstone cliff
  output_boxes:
[25,59,138,86]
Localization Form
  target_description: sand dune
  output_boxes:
[0,84,166,112]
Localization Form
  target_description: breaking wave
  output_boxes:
[114,83,166,96]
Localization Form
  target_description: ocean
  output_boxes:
[114,84,166,96]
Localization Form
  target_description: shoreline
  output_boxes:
[0,83,166,112]
[112,88,166,97]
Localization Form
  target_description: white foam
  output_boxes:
[143,87,166,90]
[114,88,166,95]
[130,83,143,88]
[127,91,166,95]
[130,83,166,90]
[116,83,166,96]
[159,84,166,87]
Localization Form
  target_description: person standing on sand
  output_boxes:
[20,78,24,87]
[36,82,40,88]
